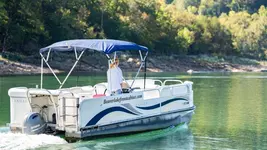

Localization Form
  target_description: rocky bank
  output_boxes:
[1,54,267,75]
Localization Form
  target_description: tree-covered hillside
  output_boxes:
[171,0,267,16]
[0,0,267,59]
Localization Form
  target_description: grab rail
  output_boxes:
[153,80,163,86]
[160,83,189,97]
[163,80,183,86]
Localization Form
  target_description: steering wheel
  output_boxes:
[122,88,130,93]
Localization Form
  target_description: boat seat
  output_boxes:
[93,94,106,98]
[69,86,94,93]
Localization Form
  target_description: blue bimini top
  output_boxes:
[40,39,148,54]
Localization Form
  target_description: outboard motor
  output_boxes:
[22,112,47,134]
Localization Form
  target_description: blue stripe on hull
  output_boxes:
[136,98,187,110]
[136,103,161,110]
[86,98,189,126]
[86,107,138,126]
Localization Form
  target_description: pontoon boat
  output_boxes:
[8,39,195,140]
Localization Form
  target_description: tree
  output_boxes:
[0,1,9,52]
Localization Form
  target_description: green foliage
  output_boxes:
[219,8,267,59]
[0,2,8,25]
[0,0,267,59]
[176,27,194,53]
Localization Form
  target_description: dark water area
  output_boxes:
[1,72,267,149]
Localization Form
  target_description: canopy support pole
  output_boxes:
[139,50,143,61]
[106,54,110,59]
[74,47,78,59]
[130,51,148,89]
[59,50,85,89]
[40,48,85,89]
[41,54,43,89]
[143,52,148,89]
[144,55,147,89]
[46,48,51,62]
[40,53,62,85]
[41,48,51,89]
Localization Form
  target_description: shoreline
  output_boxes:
[1,54,267,76]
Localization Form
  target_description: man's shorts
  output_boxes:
[111,89,122,95]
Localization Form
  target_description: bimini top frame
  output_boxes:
[39,39,149,89]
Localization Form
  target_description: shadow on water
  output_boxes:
[38,123,194,150]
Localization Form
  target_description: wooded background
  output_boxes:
[0,0,267,59]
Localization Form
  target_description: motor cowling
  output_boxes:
[22,112,46,134]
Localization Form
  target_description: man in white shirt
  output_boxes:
[107,58,123,95]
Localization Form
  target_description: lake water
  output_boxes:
[1,72,267,150]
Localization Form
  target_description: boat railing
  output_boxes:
[160,82,189,97]
[153,80,163,86]
[141,79,186,99]
[163,80,183,86]
[143,88,161,100]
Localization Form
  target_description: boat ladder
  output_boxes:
[60,97,79,132]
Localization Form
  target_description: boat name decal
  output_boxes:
[104,95,142,104]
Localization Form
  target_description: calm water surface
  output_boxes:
[1,72,267,150]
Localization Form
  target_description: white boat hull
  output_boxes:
[67,106,195,139]
[8,79,195,140]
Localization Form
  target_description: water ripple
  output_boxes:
[0,127,67,150]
